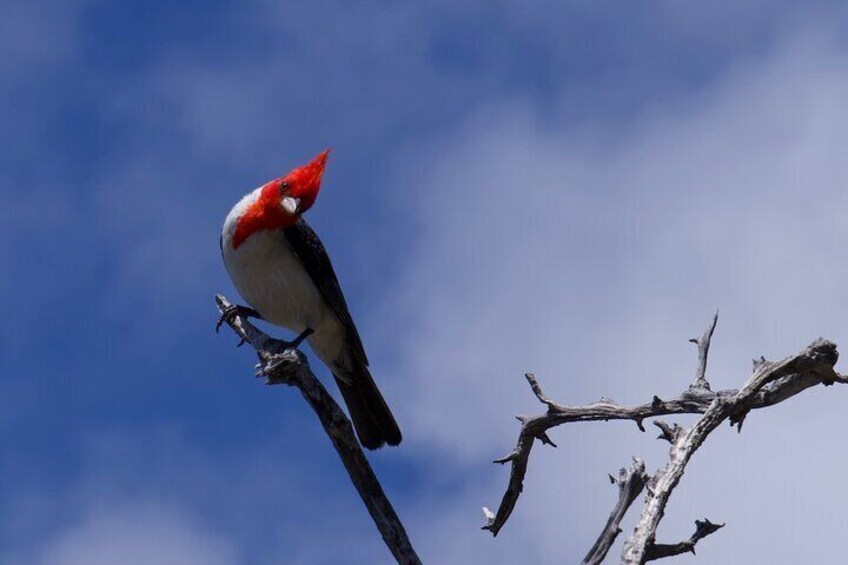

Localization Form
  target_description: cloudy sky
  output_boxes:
[4,1,848,563]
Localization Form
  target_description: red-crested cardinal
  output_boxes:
[220,150,401,449]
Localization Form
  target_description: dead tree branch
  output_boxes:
[215,295,422,565]
[483,312,846,564]
[582,458,648,565]
[643,519,724,561]
[689,310,718,390]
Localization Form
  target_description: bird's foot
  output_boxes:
[216,304,262,333]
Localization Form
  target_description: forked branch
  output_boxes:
[484,312,846,564]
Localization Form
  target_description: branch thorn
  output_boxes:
[493,451,518,465]
[536,431,557,448]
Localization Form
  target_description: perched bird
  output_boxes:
[219,150,401,449]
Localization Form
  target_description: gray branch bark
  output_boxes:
[215,295,422,565]
[483,312,846,564]
[582,459,648,565]
[644,519,724,562]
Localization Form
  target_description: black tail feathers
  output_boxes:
[334,366,401,450]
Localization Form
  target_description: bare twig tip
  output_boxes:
[493,452,518,465]
[536,431,557,447]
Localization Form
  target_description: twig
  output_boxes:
[582,458,648,565]
[652,420,683,444]
[644,519,724,561]
[215,295,422,565]
[689,310,718,390]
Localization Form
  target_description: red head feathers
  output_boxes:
[231,149,330,249]
[280,148,329,214]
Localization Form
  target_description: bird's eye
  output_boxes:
[281,181,290,191]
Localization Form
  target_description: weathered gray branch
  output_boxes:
[622,332,843,563]
[689,310,718,390]
[644,519,724,561]
[582,458,648,565]
[484,312,846,564]
[215,295,422,565]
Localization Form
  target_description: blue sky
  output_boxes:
[4,2,848,563]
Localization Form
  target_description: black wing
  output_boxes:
[283,219,368,366]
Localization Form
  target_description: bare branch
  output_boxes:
[582,458,648,565]
[621,338,844,564]
[484,313,847,548]
[526,372,557,408]
[215,295,422,565]
[690,310,718,390]
[653,420,683,444]
[644,519,725,561]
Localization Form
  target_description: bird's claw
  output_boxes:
[216,306,312,353]
[216,304,239,333]
[216,304,262,334]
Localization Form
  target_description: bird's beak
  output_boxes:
[282,196,300,215]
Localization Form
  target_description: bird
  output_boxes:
[219,150,401,450]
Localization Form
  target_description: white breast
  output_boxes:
[220,190,326,332]
[223,229,329,332]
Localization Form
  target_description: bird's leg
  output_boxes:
[286,327,315,349]
[216,304,263,333]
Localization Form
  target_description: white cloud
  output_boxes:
[23,502,238,565]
